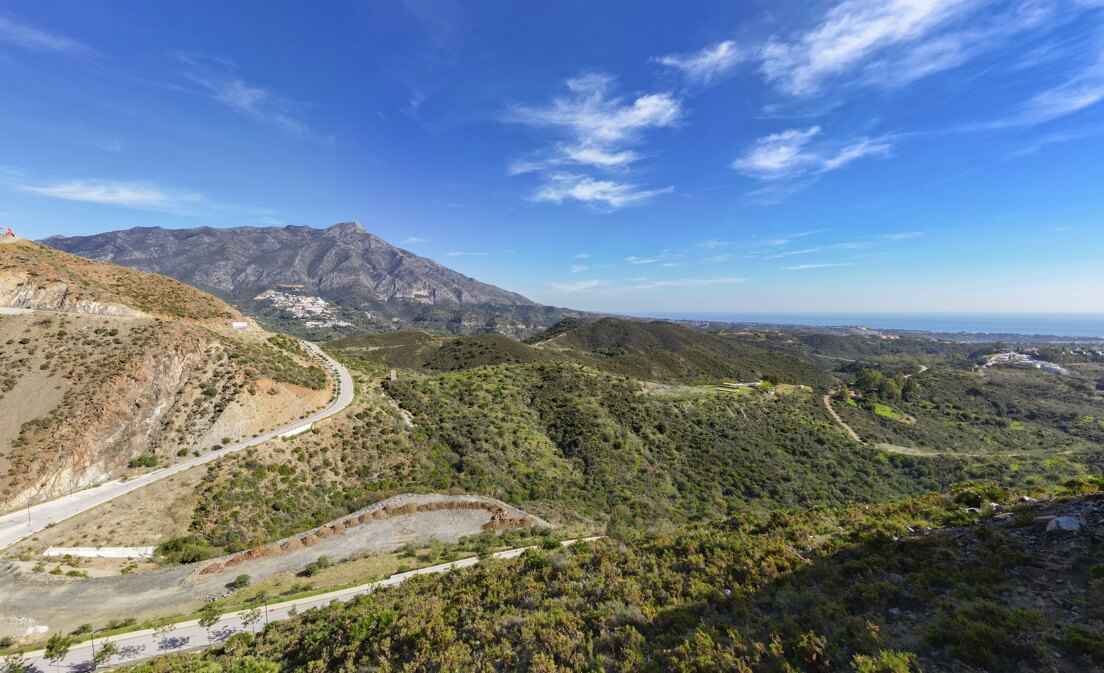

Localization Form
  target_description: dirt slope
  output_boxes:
[0,238,330,512]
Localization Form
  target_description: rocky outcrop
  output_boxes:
[4,325,221,511]
[0,271,144,317]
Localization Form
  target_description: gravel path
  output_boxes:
[0,494,546,636]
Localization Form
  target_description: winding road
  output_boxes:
[822,363,930,452]
[0,341,354,552]
[15,538,601,672]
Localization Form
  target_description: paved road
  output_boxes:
[0,342,354,552]
[15,538,601,672]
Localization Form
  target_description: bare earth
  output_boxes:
[0,494,546,635]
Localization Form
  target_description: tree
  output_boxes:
[153,623,176,652]
[199,603,223,645]
[44,634,72,671]
[1,653,27,673]
[242,606,262,636]
[90,641,118,670]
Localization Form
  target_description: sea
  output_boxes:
[647,313,1104,339]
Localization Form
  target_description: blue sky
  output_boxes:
[2,0,1103,314]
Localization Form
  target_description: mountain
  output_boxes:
[0,237,330,511]
[44,222,578,338]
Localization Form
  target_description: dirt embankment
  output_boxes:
[0,494,547,637]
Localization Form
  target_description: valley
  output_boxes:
[1,238,1102,673]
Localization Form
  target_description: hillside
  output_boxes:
[119,486,1104,673]
[542,317,837,387]
[43,222,581,338]
[0,238,331,511]
[331,317,834,386]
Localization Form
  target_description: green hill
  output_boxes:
[120,486,1104,673]
[331,317,835,387]
[541,318,836,386]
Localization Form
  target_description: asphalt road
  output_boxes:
[16,538,601,672]
[0,341,354,552]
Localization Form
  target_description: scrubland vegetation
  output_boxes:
[121,482,1104,673]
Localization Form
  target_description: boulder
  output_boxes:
[1045,515,1087,533]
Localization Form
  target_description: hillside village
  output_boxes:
[253,289,355,329]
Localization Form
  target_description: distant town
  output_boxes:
[253,288,355,329]
[983,350,1071,375]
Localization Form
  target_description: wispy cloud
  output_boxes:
[177,53,314,138]
[0,12,95,57]
[626,254,664,265]
[996,48,1104,127]
[399,236,429,244]
[508,73,681,170]
[732,126,892,180]
[785,262,856,270]
[655,40,747,84]
[760,0,998,96]
[570,265,589,273]
[447,251,489,257]
[548,279,604,292]
[573,252,592,259]
[615,276,745,291]
[15,178,204,213]
[531,173,673,210]
[880,231,923,241]
[507,73,679,209]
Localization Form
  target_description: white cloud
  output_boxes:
[615,276,745,291]
[531,173,673,209]
[785,262,856,270]
[16,179,204,213]
[0,12,94,56]
[508,74,680,170]
[697,239,731,249]
[1002,50,1104,126]
[548,279,603,292]
[759,0,981,96]
[447,251,489,257]
[400,236,429,244]
[573,252,592,259]
[177,53,311,137]
[570,265,589,273]
[881,231,923,241]
[655,40,747,84]
[732,126,892,180]
[508,74,679,210]
[626,255,663,265]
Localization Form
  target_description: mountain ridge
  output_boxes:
[43,222,576,338]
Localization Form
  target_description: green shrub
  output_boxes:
[1063,624,1104,663]
[128,454,158,469]
[157,535,216,564]
[231,574,251,589]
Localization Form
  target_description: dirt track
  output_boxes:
[0,494,547,635]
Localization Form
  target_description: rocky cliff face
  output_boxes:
[0,239,328,513]
[3,323,220,510]
[45,222,535,307]
[0,270,145,317]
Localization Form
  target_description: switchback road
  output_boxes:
[0,342,354,551]
[16,538,601,672]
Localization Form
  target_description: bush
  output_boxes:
[300,556,332,577]
[1063,625,1104,663]
[157,535,216,564]
[231,574,252,589]
[128,454,158,469]
[851,650,918,672]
